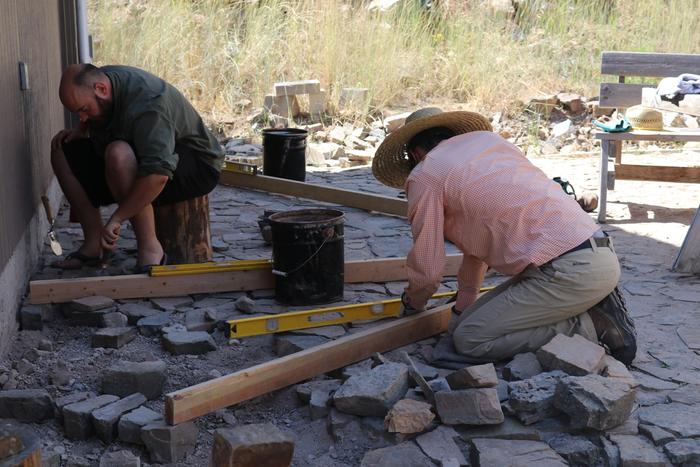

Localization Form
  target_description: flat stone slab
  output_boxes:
[609,434,670,466]
[102,360,167,400]
[536,334,606,376]
[554,374,636,431]
[416,426,467,466]
[295,379,341,404]
[663,439,700,465]
[0,389,53,422]
[151,296,193,311]
[99,450,141,467]
[162,331,217,355]
[118,406,163,445]
[666,384,700,405]
[120,303,160,325]
[211,423,294,467]
[547,434,601,466]
[446,363,498,389]
[637,402,700,438]
[91,327,137,349]
[69,295,115,312]
[333,363,409,417]
[471,439,567,466]
[456,416,540,441]
[360,442,433,467]
[503,352,543,381]
[63,394,120,440]
[435,388,504,425]
[508,371,567,425]
[91,393,146,443]
[136,313,172,336]
[141,421,198,464]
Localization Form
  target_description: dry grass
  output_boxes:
[90,0,700,125]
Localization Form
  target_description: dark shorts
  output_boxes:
[63,139,220,207]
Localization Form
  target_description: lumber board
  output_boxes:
[673,205,700,274]
[601,51,700,78]
[219,170,407,217]
[165,303,453,425]
[615,164,700,183]
[28,254,463,304]
[599,82,648,109]
[595,129,700,142]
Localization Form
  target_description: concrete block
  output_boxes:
[264,94,300,118]
[339,87,369,111]
[211,423,294,467]
[333,363,409,417]
[0,389,53,422]
[63,394,119,440]
[91,327,137,349]
[102,360,167,400]
[92,393,147,443]
[274,79,321,97]
[141,421,198,464]
[435,388,503,425]
[446,363,498,389]
[536,333,606,376]
[118,406,163,445]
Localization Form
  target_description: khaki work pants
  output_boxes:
[450,240,620,362]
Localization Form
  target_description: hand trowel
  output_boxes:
[41,195,63,256]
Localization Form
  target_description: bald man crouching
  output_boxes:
[50,64,224,272]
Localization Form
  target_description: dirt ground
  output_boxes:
[9,144,700,466]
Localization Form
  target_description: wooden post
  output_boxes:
[154,195,212,264]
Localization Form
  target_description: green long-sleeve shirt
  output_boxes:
[90,65,224,178]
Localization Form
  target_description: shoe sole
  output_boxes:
[591,286,637,365]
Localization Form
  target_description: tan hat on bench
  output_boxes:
[625,105,664,131]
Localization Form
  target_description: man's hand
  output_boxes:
[50,127,86,152]
[101,218,122,251]
[400,292,422,317]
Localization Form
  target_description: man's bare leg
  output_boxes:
[50,146,103,267]
[103,141,164,266]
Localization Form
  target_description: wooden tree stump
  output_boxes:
[154,195,213,265]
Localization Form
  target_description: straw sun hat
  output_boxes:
[372,107,492,188]
[625,105,664,131]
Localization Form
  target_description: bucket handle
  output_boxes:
[271,227,335,278]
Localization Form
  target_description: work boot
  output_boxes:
[587,286,637,365]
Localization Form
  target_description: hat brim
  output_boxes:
[372,111,492,188]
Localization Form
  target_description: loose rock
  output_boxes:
[118,406,163,445]
[136,313,171,336]
[98,450,141,467]
[360,442,433,467]
[503,352,543,381]
[663,439,700,465]
[637,402,700,438]
[547,434,601,466]
[0,389,53,422]
[295,379,341,404]
[162,331,217,355]
[384,399,434,434]
[445,363,498,389]
[471,438,567,466]
[101,360,167,400]
[69,296,115,312]
[91,327,137,349]
[609,434,670,466]
[333,363,409,417]
[92,393,147,443]
[141,421,198,463]
[536,334,605,376]
[509,371,567,425]
[63,394,120,440]
[211,423,294,467]
[415,425,467,466]
[435,388,504,425]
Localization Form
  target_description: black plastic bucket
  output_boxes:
[269,208,344,305]
[262,128,308,181]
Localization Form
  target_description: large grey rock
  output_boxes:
[547,434,601,466]
[415,426,467,466]
[91,393,146,443]
[99,450,141,467]
[136,313,172,336]
[435,388,504,425]
[384,399,434,434]
[91,327,137,349]
[295,379,341,404]
[360,442,433,467]
[102,360,167,400]
[508,371,567,425]
[54,392,92,421]
[637,402,700,438]
[184,309,217,332]
[69,295,115,312]
[118,406,163,445]
[536,334,606,376]
[211,423,294,467]
[162,331,216,355]
[504,352,543,381]
[120,303,160,325]
[333,363,409,417]
[553,374,636,430]
[609,435,670,466]
[471,439,567,466]
[141,421,198,463]
[456,416,540,441]
[63,394,119,440]
[0,389,53,422]
[663,439,700,465]
[445,363,498,389]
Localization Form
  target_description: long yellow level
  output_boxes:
[150,259,272,277]
[228,288,493,338]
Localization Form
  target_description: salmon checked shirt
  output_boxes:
[404,131,599,310]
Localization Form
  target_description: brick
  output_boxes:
[91,327,137,349]
[435,388,503,425]
[264,94,300,118]
[92,393,146,443]
[211,423,294,467]
[0,389,53,422]
[54,392,92,421]
[339,87,369,111]
[536,333,606,376]
[446,363,498,389]
[274,79,321,97]
[63,394,119,440]
[102,360,167,400]
[141,421,198,463]
[118,406,163,445]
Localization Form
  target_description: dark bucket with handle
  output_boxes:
[262,128,307,181]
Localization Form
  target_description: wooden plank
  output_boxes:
[601,51,700,78]
[219,170,407,217]
[615,164,700,183]
[595,129,700,142]
[28,254,464,304]
[599,82,649,108]
[165,302,453,425]
[673,205,700,273]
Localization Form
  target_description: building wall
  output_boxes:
[0,0,75,355]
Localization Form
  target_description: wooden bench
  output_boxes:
[596,51,700,223]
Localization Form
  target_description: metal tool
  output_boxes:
[224,161,258,175]
[41,195,63,256]
[228,288,494,338]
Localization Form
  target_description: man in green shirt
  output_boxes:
[50,64,224,271]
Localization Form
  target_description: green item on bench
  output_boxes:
[553,176,577,198]
[593,115,631,133]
